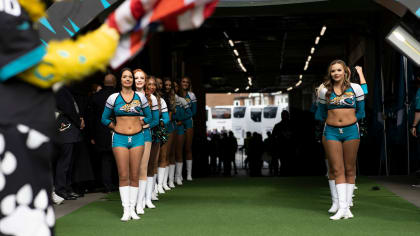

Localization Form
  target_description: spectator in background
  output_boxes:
[228,131,238,175]
[242,131,252,170]
[265,131,279,176]
[248,132,264,177]
[54,86,85,200]
[88,73,118,192]
[272,110,294,176]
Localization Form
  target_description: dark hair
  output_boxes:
[163,78,176,112]
[119,67,135,91]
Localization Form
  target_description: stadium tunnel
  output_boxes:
[43,0,420,177]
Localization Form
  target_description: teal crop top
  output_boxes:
[315,83,365,121]
[101,91,152,126]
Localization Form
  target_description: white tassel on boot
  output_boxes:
[145,177,156,208]
[328,180,338,213]
[346,183,355,218]
[175,162,183,185]
[129,187,140,220]
[157,168,166,194]
[186,160,193,181]
[136,180,147,215]
[119,186,130,221]
[168,164,176,188]
[330,183,348,220]
[163,166,171,190]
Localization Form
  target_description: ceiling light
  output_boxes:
[233,49,239,56]
[248,77,252,81]
[223,32,229,38]
[320,26,327,36]
[296,80,302,87]
[307,56,312,62]
[227,92,232,95]
[304,64,308,71]
[386,25,420,66]
[315,36,320,45]
[242,67,247,72]
[248,81,252,86]
[299,74,303,79]
[234,88,239,92]
[237,58,242,64]
[311,47,315,54]
[287,87,293,91]
[245,86,250,90]
[229,40,234,47]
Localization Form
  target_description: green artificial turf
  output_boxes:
[55,177,420,236]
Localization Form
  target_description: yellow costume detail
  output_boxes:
[18,0,47,22]
[19,24,119,88]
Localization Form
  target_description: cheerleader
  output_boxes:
[316,60,366,220]
[145,78,171,194]
[323,66,368,214]
[180,77,197,181]
[133,70,159,212]
[173,81,192,185]
[101,68,152,221]
[163,78,177,188]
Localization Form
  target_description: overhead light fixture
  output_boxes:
[287,87,293,91]
[386,25,420,66]
[242,67,247,72]
[279,91,282,94]
[223,32,229,38]
[299,74,303,79]
[234,88,239,92]
[229,40,234,47]
[245,86,250,90]
[237,58,242,64]
[304,64,308,71]
[248,77,252,81]
[315,36,320,45]
[320,26,327,36]
[307,56,312,62]
[311,47,315,54]
[248,81,252,86]
[233,49,239,56]
[227,92,232,95]
[296,80,302,87]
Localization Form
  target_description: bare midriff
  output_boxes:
[326,109,357,126]
[114,116,142,134]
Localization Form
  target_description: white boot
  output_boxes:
[157,168,166,194]
[163,166,171,190]
[145,177,156,208]
[175,162,183,185]
[168,164,176,188]
[346,183,355,218]
[119,186,130,221]
[186,160,193,181]
[330,184,348,220]
[136,180,147,215]
[328,180,338,213]
[153,174,159,195]
[129,186,140,220]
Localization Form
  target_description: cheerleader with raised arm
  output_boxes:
[315,60,366,220]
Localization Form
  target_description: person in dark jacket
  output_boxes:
[88,73,118,192]
[54,86,85,200]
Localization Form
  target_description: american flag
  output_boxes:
[107,0,218,69]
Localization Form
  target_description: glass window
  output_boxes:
[251,108,262,122]
[233,107,246,118]
[211,108,231,119]
[264,107,278,118]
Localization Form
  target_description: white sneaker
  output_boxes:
[52,192,64,205]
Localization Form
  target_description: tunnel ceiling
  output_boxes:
[167,0,392,93]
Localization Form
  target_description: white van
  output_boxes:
[232,106,247,145]
[208,106,232,133]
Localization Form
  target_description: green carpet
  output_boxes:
[56,177,420,236]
